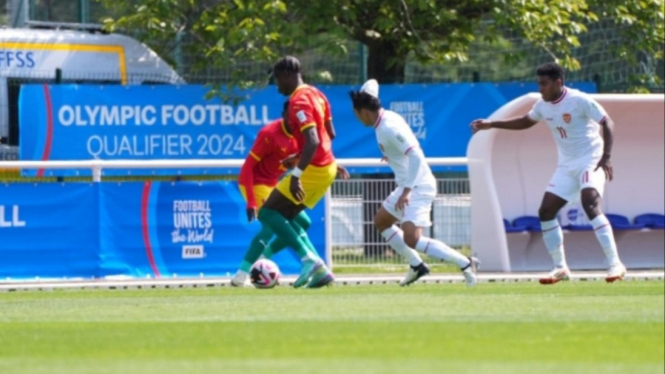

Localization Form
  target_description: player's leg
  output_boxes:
[394,186,478,287]
[374,189,428,286]
[286,210,335,288]
[232,225,275,286]
[284,208,323,261]
[259,189,325,288]
[400,221,479,287]
[289,217,319,258]
[537,192,570,284]
[374,208,424,269]
[262,211,312,258]
[293,163,338,288]
[538,167,575,284]
[579,168,625,282]
[232,184,275,286]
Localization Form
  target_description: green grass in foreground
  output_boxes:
[0,281,663,374]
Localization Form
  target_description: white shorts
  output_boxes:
[546,162,606,203]
[382,184,436,227]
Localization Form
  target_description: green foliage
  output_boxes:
[590,0,665,90]
[99,0,664,90]
[100,0,293,94]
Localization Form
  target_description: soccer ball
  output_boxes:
[250,259,281,289]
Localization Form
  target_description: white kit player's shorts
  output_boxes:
[546,161,606,203]
[382,183,436,227]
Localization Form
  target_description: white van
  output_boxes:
[0,22,184,160]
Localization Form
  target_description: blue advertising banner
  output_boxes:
[19,85,281,177]
[19,82,596,176]
[325,81,596,173]
[0,183,99,278]
[0,181,325,279]
[99,181,325,278]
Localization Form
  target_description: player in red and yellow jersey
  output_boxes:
[238,103,298,216]
[231,101,321,286]
[258,56,348,289]
[277,80,337,207]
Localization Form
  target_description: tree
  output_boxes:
[100,0,297,91]
[100,0,664,87]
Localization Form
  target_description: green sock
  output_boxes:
[293,211,312,231]
[240,225,274,272]
[289,219,322,261]
[262,239,282,259]
[258,208,311,260]
[263,211,312,258]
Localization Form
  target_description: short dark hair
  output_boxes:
[536,62,565,83]
[273,56,301,75]
[349,90,381,111]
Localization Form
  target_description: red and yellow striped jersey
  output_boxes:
[287,85,335,167]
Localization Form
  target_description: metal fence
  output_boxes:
[330,177,471,267]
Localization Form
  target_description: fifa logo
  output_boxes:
[0,205,26,228]
[182,245,205,259]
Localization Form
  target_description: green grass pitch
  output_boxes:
[0,281,663,374]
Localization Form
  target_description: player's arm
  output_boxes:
[290,127,319,202]
[595,116,614,181]
[598,116,614,159]
[471,102,541,133]
[490,115,538,130]
[323,99,336,140]
[581,96,613,158]
[291,98,320,171]
[471,115,538,133]
[405,147,426,188]
[584,96,614,181]
[295,126,319,171]
[595,116,615,181]
[388,129,422,210]
[324,119,336,140]
[238,155,258,209]
[239,131,271,218]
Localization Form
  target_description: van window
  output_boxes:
[7,79,121,146]
[7,79,52,146]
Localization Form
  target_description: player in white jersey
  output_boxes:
[350,79,479,287]
[471,62,626,284]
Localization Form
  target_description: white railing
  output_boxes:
[0,157,468,181]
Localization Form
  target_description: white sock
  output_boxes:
[234,270,249,281]
[541,219,567,268]
[381,226,422,267]
[591,215,621,266]
[414,237,470,269]
[301,256,317,264]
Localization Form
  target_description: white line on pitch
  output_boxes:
[0,271,662,292]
